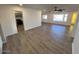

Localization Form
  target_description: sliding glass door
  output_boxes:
[53,14,68,22]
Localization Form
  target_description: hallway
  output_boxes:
[3,23,72,54]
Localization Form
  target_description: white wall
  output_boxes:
[0,5,42,40]
[72,22,79,54]
[0,36,2,53]
[42,12,72,25]
[23,8,41,30]
[0,5,18,38]
[72,12,79,54]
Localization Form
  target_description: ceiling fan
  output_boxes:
[47,6,66,13]
[54,6,65,12]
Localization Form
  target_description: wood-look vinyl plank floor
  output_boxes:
[3,23,72,54]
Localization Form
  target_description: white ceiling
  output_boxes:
[1,4,79,12]
[23,4,79,12]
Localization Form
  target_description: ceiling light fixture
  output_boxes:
[19,4,23,6]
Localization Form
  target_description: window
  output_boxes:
[53,14,68,22]
[42,15,47,19]
[64,14,68,22]
[53,14,64,22]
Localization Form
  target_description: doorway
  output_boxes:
[15,11,24,32]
